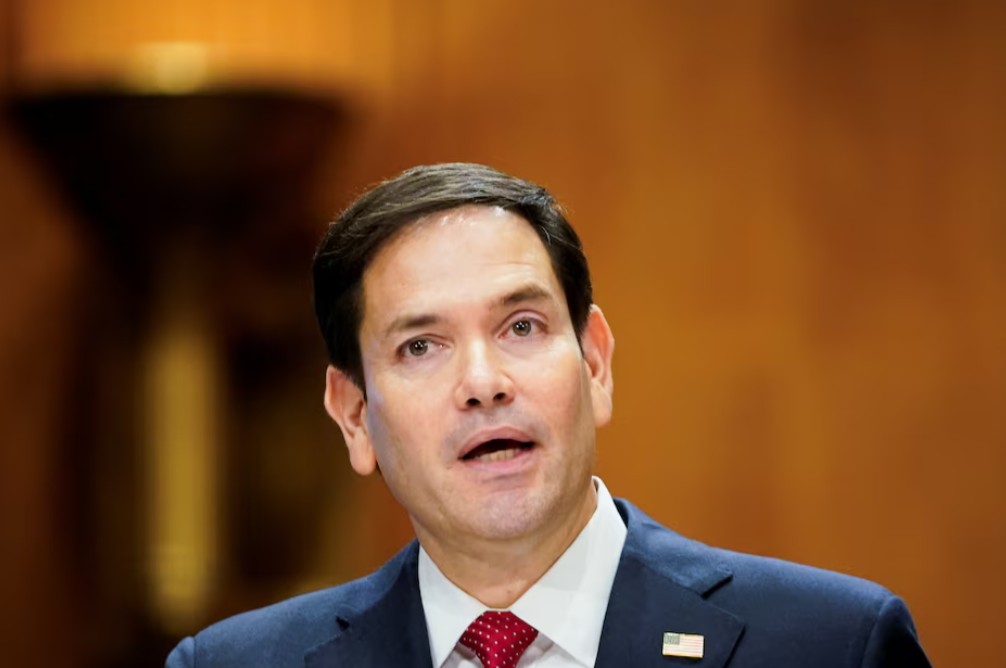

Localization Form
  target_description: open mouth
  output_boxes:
[461,438,535,463]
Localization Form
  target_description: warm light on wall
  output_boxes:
[15,0,359,91]
[125,42,212,93]
[143,262,222,634]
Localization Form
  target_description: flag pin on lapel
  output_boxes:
[662,632,704,659]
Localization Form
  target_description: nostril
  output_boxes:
[466,397,481,407]
[493,392,507,402]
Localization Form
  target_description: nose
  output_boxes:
[455,341,514,409]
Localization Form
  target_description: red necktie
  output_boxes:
[459,610,539,668]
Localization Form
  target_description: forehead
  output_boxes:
[359,206,562,328]
[368,204,553,279]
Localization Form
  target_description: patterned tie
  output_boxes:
[459,610,539,668]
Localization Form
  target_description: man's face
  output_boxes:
[324,205,614,553]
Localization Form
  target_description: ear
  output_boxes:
[580,305,615,427]
[324,365,378,475]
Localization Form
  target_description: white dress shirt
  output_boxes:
[418,478,628,667]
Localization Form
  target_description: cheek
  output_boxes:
[365,386,440,467]
[362,392,404,461]
[530,357,593,424]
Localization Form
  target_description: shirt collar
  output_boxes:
[419,477,628,667]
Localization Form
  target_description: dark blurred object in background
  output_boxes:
[8,87,341,666]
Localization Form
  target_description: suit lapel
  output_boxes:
[596,501,745,668]
[304,543,433,668]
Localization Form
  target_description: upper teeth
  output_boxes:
[474,447,521,462]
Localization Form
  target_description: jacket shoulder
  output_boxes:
[166,542,418,668]
[708,546,928,666]
[616,496,895,607]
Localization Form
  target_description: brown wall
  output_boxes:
[3,1,1005,666]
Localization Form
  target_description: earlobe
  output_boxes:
[324,366,378,475]
[581,305,615,427]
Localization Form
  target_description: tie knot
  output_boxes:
[459,611,539,668]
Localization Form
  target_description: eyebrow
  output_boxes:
[498,284,552,308]
[381,283,556,340]
[383,313,442,340]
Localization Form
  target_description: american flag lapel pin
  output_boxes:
[662,632,705,659]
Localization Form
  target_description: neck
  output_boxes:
[418,484,597,608]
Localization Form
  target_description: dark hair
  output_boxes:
[313,162,593,389]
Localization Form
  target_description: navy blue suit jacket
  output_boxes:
[166,499,930,667]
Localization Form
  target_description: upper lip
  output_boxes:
[457,426,535,459]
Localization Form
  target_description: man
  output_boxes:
[166,163,930,667]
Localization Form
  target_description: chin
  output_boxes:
[465,489,559,540]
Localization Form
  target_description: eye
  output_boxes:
[405,339,429,356]
[511,319,533,337]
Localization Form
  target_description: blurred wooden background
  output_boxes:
[2,1,1004,666]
